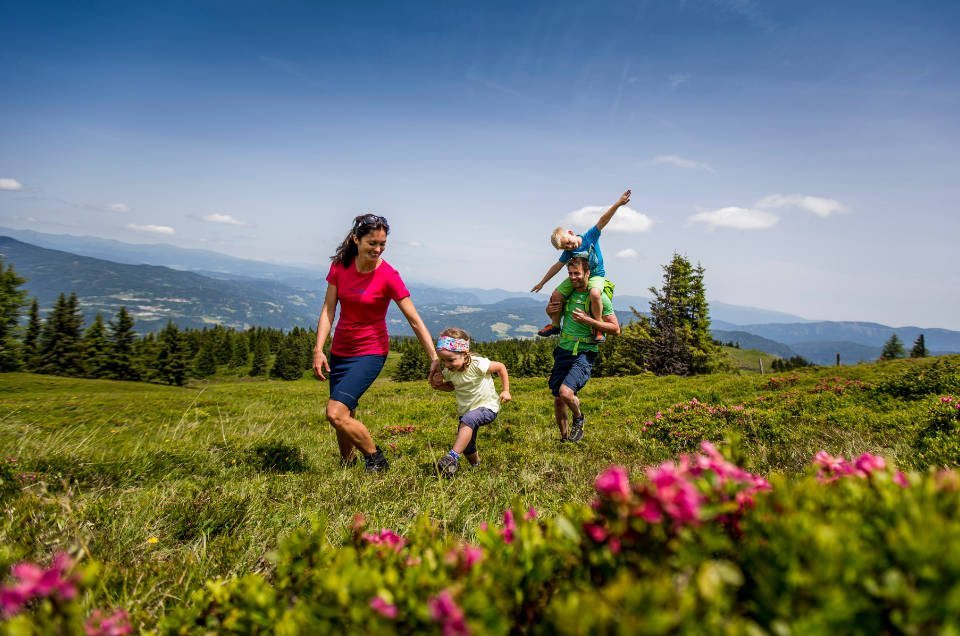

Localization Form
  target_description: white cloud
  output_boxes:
[0,178,23,191]
[565,206,653,233]
[107,203,130,213]
[756,194,847,218]
[647,154,715,173]
[407,240,423,248]
[689,207,779,230]
[203,213,245,226]
[668,74,690,89]
[615,248,639,259]
[128,223,175,235]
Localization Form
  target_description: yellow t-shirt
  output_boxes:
[441,355,500,416]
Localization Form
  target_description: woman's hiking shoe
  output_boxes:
[537,324,562,337]
[594,330,606,344]
[569,416,585,442]
[364,446,389,472]
[436,453,459,478]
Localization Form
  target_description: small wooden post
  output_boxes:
[836,353,841,367]
[758,357,764,375]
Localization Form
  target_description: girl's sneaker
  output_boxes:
[436,453,459,478]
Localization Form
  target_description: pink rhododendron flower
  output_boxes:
[1,552,78,617]
[640,462,703,526]
[523,507,538,521]
[370,596,398,619]
[502,509,516,544]
[854,453,885,474]
[894,471,910,488]
[583,522,607,543]
[84,609,132,636]
[429,590,470,636]
[595,465,631,501]
[362,529,406,552]
[446,544,483,570]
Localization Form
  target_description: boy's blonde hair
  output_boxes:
[439,327,472,368]
[550,227,567,249]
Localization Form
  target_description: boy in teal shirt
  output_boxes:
[532,189,631,343]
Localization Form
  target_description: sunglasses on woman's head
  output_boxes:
[354,214,388,229]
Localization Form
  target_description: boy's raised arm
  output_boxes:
[595,189,631,232]
[531,261,565,292]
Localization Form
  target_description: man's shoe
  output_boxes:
[436,453,458,478]
[538,324,562,337]
[364,446,390,472]
[569,415,585,442]
[594,330,606,344]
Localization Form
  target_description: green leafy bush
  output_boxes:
[874,359,960,400]
[915,395,960,468]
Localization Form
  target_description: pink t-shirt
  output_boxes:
[326,260,410,357]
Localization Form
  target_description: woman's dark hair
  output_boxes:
[331,214,390,266]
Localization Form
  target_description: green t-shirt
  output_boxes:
[558,288,614,353]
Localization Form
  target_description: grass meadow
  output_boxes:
[1,353,957,626]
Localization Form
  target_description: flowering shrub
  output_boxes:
[811,377,869,394]
[384,425,417,436]
[640,398,754,450]
[0,553,131,635]
[8,447,960,634]
[914,395,960,468]
[765,374,799,390]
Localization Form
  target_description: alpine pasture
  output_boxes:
[2,354,960,632]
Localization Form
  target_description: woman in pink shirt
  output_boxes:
[312,214,437,472]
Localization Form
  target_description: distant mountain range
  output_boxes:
[3,230,959,366]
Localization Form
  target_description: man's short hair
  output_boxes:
[567,256,590,272]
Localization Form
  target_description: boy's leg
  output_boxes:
[539,278,572,336]
[587,276,608,342]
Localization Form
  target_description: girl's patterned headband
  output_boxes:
[436,336,469,353]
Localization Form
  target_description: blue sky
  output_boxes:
[2,1,959,328]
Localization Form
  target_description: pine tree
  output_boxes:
[646,254,721,376]
[596,311,654,377]
[155,321,188,386]
[213,326,233,365]
[0,258,28,371]
[228,333,249,369]
[82,314,112,378]
[270,332,305,380]
[36,293,85,376]
[910,334,928,358]
[22,299,41,371]
[393,344,429,382]
[880,333,906,360]
[193,338,218,377]
[108,307,140,380]
[249,336,270,377]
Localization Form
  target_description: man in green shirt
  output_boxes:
[547,256,621,442]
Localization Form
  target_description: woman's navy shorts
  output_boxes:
[548,347,597,397]
[328,354,387,411]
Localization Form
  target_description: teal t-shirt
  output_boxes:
[557,225,605,277]
[558,288,614,353]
